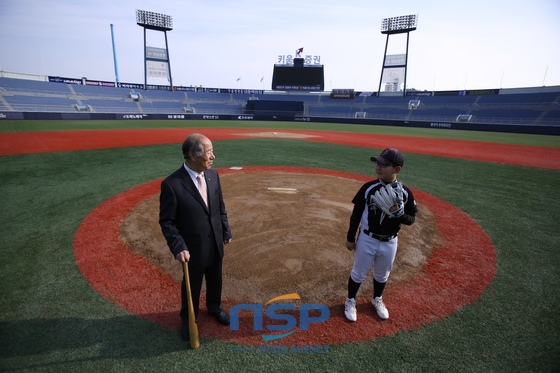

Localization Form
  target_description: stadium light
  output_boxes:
[381,14,417,35]
[378,14,418,98]
[136,9,174,90]
[136,9,173,31]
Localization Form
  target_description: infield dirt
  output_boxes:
[120,172,439,305]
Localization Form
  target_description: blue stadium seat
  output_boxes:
[1,75,559,126]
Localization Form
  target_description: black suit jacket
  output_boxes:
[159,166,232,267]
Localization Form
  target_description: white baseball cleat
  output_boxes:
[344,297,357,322]
[372,296,389,319]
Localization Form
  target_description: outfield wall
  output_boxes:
[0,111,558,135]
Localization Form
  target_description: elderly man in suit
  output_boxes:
[159,133,233,342]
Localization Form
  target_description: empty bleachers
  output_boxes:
[0,75,559,125]
[189,102,244,114]
[71,84,131,98]
[3,95,77,112]
[476,91,558,105]
[79,99,139,113]
[140,101,186,114]
[0,77,72,94]
[186,91,232,101]
[140,89,186,100]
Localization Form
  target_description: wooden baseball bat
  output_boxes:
[183,261,200,349]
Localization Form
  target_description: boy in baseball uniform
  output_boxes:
[344,148,417,321]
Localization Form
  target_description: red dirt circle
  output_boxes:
[73,166,496,346]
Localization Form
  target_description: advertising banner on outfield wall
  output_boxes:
[48,76,81,84]
[118,82,144,89]
[0,112,24,119]
[84,80,116,87]
[467,89,499,95]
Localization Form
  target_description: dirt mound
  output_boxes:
[120,172,439,305]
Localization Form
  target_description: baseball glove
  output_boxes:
[372,182,405,221]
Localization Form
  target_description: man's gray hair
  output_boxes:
[182,133,205,159]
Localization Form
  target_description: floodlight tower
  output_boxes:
[378,14,418,97]
[136,9,174,90]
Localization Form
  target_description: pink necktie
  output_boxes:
[197,173,208,206]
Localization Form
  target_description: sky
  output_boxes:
[1,0,559,92]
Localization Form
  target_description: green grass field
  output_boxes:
[0,120,559,372]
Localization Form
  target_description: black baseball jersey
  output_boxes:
[346,179,417,242]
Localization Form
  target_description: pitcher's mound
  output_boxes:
[120,172,439,305]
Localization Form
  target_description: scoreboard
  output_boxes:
[272,58,324,91]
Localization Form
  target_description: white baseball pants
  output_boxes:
[350,232,398,284]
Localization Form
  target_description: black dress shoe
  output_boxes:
[180,325,190,342]
[210,310,230,326]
